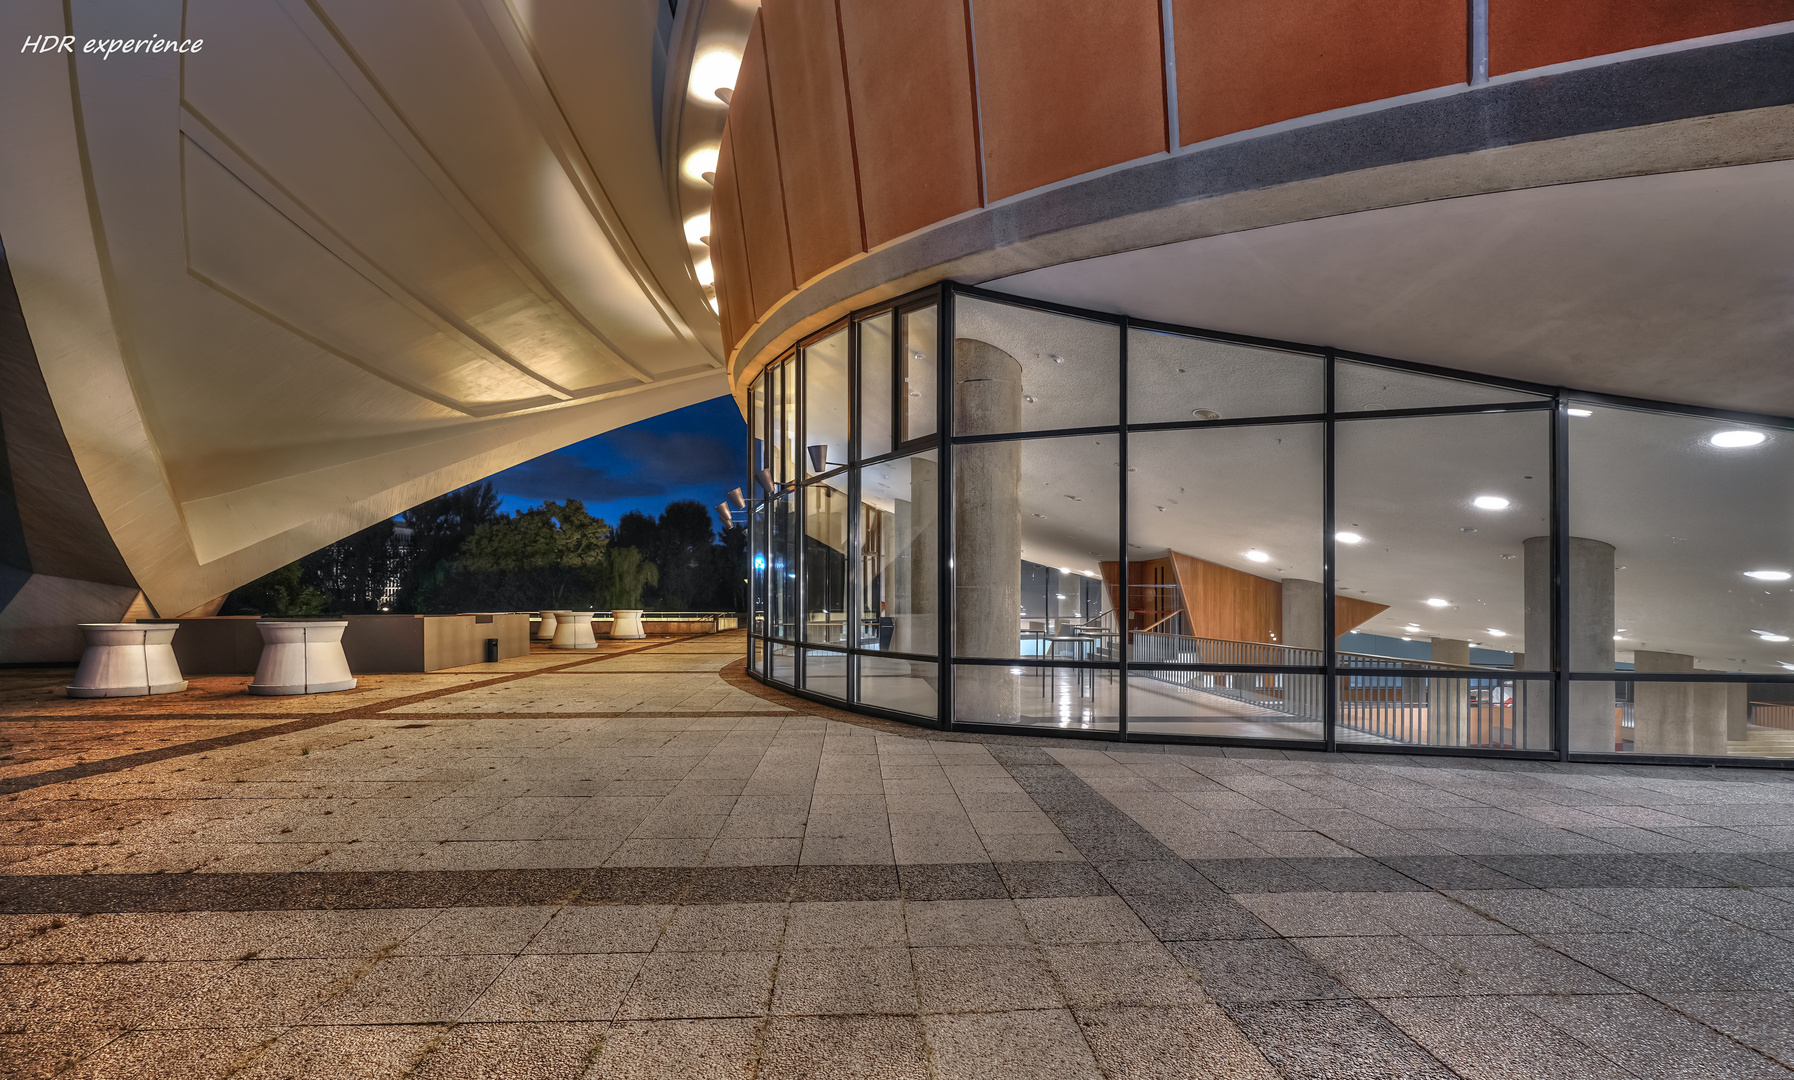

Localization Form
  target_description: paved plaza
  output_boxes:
[7,632,1794,1078]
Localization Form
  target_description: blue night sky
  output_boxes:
[484,395,747,526]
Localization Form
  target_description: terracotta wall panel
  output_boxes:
[1175,0,1466,144]
[973,0,1167,201]
[730,15,796,319]
[710,127,755,352]
[837,0,982,248]
[1491,0,1794,75]
[761,0,864,285]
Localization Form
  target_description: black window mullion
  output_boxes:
[1323,348,1338,753]
[1118,316,1131,740]
[938,284,955,731]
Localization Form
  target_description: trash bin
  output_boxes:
[484,637,500,663]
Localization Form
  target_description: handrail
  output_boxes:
[1130,631,1507,672]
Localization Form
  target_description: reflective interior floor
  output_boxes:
[7,631,1794,1078]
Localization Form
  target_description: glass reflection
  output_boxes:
[804,330,848,478]
[804,480,849,644]
[954,664,1119,730]
[805,648,847,699]
[858,655,938,718]
[1127,672,1323,740]
[858,450,939,655]
[901,306,938,443]
[859,313,894,459]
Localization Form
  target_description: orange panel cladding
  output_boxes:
[972,0,1168,201]
[1334,595,1390,635]
[1174,0,1467,144]
[729,14,796,320]
[1490,0,1794,75]
[837,0,983,248]
[1167,550,1282,643]
[711,126,755,352]
[761,0,865,285]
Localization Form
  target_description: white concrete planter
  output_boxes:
[533,610,559,640]
[609,609,647,639]
[247,620,358,695]
[67,623,188,698]
[550,611,597,649]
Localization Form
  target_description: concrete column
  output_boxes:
[1632,651,1730,756]
[1429,637,1470,745]
[895,457,938,655]
[1523,535,1615,752]
[1280,579,1324,654]
[952,338,1023,721]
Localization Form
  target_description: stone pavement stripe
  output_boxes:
[0,636,703,797]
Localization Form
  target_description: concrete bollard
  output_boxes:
[551,611,597,649]
[67,623,188,698]
[534,610,559,640]
[247,620,358,695]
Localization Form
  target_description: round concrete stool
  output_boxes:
[534,610,559,640]
[67,623,188,698]
[609,609,647,639]
[550,611,597,649]
[247,620,357,695]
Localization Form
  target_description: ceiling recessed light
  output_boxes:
[1401,636,1412,641]
[1058,567,1073,574]
[693,259,714,286]
[1486,629,1506,637]
[1746,570,1792,581]
[1710,430,1767,448]
[683,212,711,245]
[1244,550,1271,563]
[680,143,720,183]
[1762,634,1791,643]
[1567,408,1593,417]
[1335,532,1364,544]
[1425,598,1450,608]
[1614,634,1625,640]
[1191,409,1221,421]
[1472,496,1510,510]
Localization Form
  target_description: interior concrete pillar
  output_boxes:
[1429,637,1470,745]
[1632,651,1730,756]
[1523,535,1616,752]
[1280,579,1324,654]
[952,338,1022,721]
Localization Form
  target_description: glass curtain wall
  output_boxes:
[745,282,1794,764]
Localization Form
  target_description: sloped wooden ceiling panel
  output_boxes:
[729,14,797,320]
[761,0,864,285]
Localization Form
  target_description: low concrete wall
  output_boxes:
[143,613,532,675]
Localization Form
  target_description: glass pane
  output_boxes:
[769,356,798,485]
[1595,678,1787,757]
[953,435,1119,659]
[1335,359,1546,412]
[804,329,849,477]
[804,648,847,699]
[750,373,767,480]
[768,491,799,640]
[1127,424,1323,663]
[804,479,850,644]
[1127,329,1323,424]
[1127,671,1324,740]
[858,655,938,718]
[859,313,894,459]
[750,498,768,637]
[953,296,1120,436]
[768,640,796,685]
[953,663,1119,730]
[857,450,938,655]
[1336,673,1551,749]
[901,306,938,443]
[1335,412,1549,669]
[750,636,763,674]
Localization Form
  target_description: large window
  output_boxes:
[743,283,1794,764]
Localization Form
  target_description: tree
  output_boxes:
[221,562,328,616]
[419,498,653,613]
[396,482,502,611]
[598,546,658,609]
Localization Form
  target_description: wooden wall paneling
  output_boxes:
[836,0,983,247]
[1167,550,1281,644]
[729,14,797,319]
[710,126,755,352]
[1173,0,1467,145]
[971,0,1168,201]
[1333,595,1390,635]
[1489,0,1794,75]
[760,0,865,285]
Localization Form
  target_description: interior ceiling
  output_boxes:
[985,159,1794,420]
[0,0,727,614]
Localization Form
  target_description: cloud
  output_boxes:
[488,451,664,503]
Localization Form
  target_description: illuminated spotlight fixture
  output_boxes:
[1058,566,1073,574]
[1781,662,1794,671]
[714,503,734,530]
[1244,550,1271,563]
[806,445,845,472]
[684,212,711,245]
[681,143,720,183]
[727,488,747,510]
[688,47,741,106]
[1710,429,1767,448]
[1472,495,1510,510]
[694,259,715,286]
[1754,630,1791,643]
[1425,598,1450,607]
[1486,629,1507,637]
[1745,570,1793,581]
[1567,408,1593,417]
[754,468,776,494]
[1335,532,1364,544]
